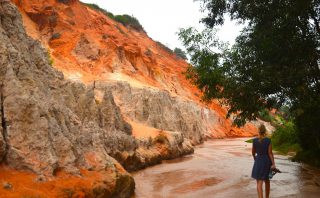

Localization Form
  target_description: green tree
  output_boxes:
[174,47,188,60]
[179,0,320,162]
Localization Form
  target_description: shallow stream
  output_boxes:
[133,138,320,198]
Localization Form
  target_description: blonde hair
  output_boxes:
[258,124,267,142]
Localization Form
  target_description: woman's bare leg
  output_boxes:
[257,180,263,198]
[265,179,270,198]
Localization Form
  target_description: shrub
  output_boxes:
[114,14,145,32]
[85,3,100,10]
[82,3,115,20]
[271,116,320,167]
[82,3,145,32]
[279,105,293,120]
[57,0,72,4]
[271,121,301,154]
[82,3,108,14]
[107,12,115,19]
[245,139,253,143]
[51,32,61,40]
[258,109,273,122]
[156,41,173,54]
[174,47,187,60]
[47,52,54,66]
[294,150,320,167]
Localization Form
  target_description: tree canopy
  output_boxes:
[179,0,320,160]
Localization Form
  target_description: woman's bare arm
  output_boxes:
[252,142,256,160]
[268,143,276,169]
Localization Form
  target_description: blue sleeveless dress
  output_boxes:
[251,137,272,180]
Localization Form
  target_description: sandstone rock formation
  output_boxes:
[0,1,136,196]
[0,1,200,196]
[12,0,259,138]
[107,82,218,144]
[0,0,261,196]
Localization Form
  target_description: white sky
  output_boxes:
[80,0,243,50]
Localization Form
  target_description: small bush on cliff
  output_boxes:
[82,3,115,19]
[58,0,72,4]
[47,52,54,66]
[156,41,173,54]
[82,3,145,32]
[174,47,187,60]
[114,15,145,32]
[51,32,61,40]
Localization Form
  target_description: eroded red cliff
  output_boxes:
[11,0,258,138]
[0,0,260,197]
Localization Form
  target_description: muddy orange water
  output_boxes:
[133,138,320,198]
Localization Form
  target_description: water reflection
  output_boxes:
[133,138,320,198]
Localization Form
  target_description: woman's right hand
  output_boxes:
[271,164,276,170]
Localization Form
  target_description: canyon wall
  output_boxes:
[10,0,258,139]
[0,0,260,197]
[0,1,136,196]
[0,1,193,196]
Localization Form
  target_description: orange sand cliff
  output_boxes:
[11,0,258,138]
[0,165,127,197]
[0,1,260,197]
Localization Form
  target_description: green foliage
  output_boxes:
[114,14,145,32]
[82,3,145,32]
[174,47,188,60]
[58,0,72,4]
[258,109,273,122]
[294,149,320,167]
[294,98,320,166]
[279,106,293,120]
[257,109,283,126]
[51,32,61,40]
[156,41,173,54]
[82,3,110,15]
[49,58,54,66]
[47,52,54,66]
[245,138,253,143]
[271,121,301,154]
[179,0,320,164]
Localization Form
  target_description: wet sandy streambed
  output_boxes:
[133,138,320,198]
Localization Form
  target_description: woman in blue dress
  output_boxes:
[251,125,276,198]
